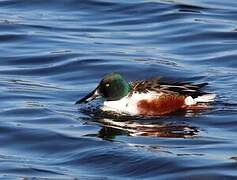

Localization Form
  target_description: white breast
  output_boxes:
[101,91,162,115]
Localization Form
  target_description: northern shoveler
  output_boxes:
[75,73,216,116]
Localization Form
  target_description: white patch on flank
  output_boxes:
[185,96,196,106]
[185,94,216,105]
[194,94,216,103]
[101,91,162,115]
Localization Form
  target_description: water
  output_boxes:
[0,0,237,179]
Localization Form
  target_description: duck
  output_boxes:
[75,73,216,116]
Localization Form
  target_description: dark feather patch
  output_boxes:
[130,77,209,98]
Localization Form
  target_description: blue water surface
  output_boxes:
[0,0,237,179]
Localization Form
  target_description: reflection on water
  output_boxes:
[82,108,200,139]
[96,121,199,138]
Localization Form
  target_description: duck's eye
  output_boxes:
[105,83,110,87]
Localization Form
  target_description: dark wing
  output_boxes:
[130,76,208,98]
[159,81,208,98]
[130,77,162,94]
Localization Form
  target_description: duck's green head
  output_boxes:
[75,73,131,104]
